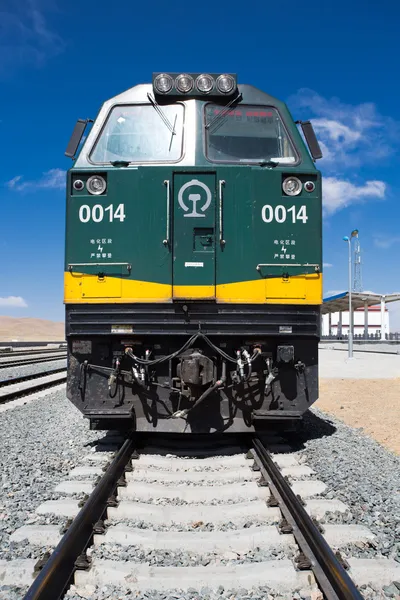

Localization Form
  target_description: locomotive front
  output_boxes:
[64,73,323,433]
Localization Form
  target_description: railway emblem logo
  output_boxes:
[178,179,212,218]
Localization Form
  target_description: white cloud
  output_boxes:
[6,169,65,192]
[0,0,65,73]
[290,89,393,167]
[313,119,362,145]
[323,177,386,215]
[0,296,27,308]
[323,263,333,268]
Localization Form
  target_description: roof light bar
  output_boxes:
[152,73,237,97]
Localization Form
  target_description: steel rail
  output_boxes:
[24,437,135,600]
[0,367,66,387]
[0,355,67,368]
[0,348,66,358]
[252,437,364,600]
[0,372,67,404]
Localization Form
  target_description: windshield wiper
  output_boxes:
[110,160,130,167]
[147,93,177,151]
[258,160,278,168]
[205,92,243,133]
[169,114,177,152]
[240,159,279,168]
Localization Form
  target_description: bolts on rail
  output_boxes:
[295,552,312,570]
[107,492,118,507]
[93,519,106,534]
[59,518,73,534]
[279,518,293,534]
[75,552,92,570]
[267,494,279,507]
[34,552,51,574]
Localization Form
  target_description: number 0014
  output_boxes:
[79,204,126,223]
[261,205,308,224]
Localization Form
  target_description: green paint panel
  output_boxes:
[172,173,216,292]
[215,166,322,284]
[66,165,321,287]
[66,167,172,285]
[66,88,322,293]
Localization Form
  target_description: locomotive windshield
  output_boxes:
[204,104,297,164]
[90,104,184,163]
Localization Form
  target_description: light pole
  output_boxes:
[343,230,358,359]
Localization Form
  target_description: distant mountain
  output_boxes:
[0,316,65,342]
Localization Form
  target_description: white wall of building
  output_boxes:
[322,306,390,337]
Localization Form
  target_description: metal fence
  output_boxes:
[321,332,400,341]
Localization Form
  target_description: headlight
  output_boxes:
[154,73,173,94]
[175,74,194,93]
[196,74,214,94]
[216,74,235,94]
[87,175,106,195]
[282,177,302,196]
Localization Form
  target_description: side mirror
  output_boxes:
[297,120,323,161]
[65,119,92,159]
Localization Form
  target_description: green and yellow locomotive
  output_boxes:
[64,73,323,433]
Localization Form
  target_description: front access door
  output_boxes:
[173,173,216,299]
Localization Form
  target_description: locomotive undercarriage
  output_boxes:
[66,303,319,433]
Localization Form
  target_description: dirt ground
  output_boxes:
[317,378,400,455]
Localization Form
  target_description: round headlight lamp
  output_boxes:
[282,177,302,196]
[154,73,173,94]
[196,74,214,94]
[216,74,235,94]
[175,74,194,94]
[87,175,106,195]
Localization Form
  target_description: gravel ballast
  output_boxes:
[1,387,399,599]
[296,408,400,563]
[0,358,66,382]
[0,387,103,562]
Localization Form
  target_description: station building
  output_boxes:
[321,291,400,340]
[322,305,389,337]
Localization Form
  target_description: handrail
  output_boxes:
[219,179,226,246]
[163,179,171,246]
[68,263,131,272]
[256,263,320,271]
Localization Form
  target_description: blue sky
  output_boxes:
[1,0,400,328]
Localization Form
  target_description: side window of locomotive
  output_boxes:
[204,105,297,164]
[90,104,184,163]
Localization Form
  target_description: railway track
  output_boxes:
[0,366,67,388]
[1,435,398,599]
[0,353,67,368]
[0,368,67,404]
[0,347,66,358]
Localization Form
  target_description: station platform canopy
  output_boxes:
[322,291,400,315]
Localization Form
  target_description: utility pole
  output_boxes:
[352,230,363,292]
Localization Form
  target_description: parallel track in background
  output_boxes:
[20,435,369,600]
[0,347,66,358]
[0,370,67,404]
[0,354,67,368]
[0,367,67,388]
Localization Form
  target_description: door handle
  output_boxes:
[219,179,226,246]
[163,179,170,247]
